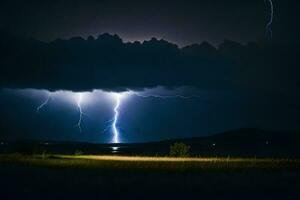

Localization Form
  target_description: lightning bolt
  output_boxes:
[36,94,51,113]
[36,92,86,132]
[106,91,203,143]
[265,0,274,39]
[34,90,202,142]
[112,94,121,143]
[76,93,84,132]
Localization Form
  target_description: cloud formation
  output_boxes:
[0,32,299,92]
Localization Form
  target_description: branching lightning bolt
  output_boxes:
[76,93,84,132]
[36,92,86,132]
[36,94,51,113]
[106,91,203,143]
[33,90,204,143]
[265,0,274,39]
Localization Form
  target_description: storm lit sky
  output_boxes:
[0,0,300,143]
[0,87,299,143]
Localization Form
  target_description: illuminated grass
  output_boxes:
[0,154,299,172]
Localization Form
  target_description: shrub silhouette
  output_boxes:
[74,150,84,155]
[169,143,190,157]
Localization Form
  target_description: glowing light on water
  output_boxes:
[112,147,119,151]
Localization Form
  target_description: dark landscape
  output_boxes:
[1,0,300,199]
[1,160,299,200]
[1,128,300,199]
[1,128,300,158]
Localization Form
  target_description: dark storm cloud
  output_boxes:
[0,32,299,92]
[0,0,299,93]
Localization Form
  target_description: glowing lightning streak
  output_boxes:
[266,0,274,39]
[112,94,121,143]
[36,94,51,113]
[107,91,204,143]
[76,93,84,132]
[36,92,86,132]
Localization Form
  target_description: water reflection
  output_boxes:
[111,146,119,153]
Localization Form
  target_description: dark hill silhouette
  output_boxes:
[1,128,299,158]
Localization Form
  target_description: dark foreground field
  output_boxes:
[0,155,300,200]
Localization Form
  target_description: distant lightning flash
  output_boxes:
[76,93,84,132]
[265,0,274,39]
[36,94,51,113]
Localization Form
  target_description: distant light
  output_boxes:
[111,146,119,153]
[112,147,119,151]
[266,141,269,145]
[212,143,216,147]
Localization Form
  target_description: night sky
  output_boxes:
[0,0,300,46]
[0,0,300,143]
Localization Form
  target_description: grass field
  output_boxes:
[1,154,300,199]
[1,154,300,171]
